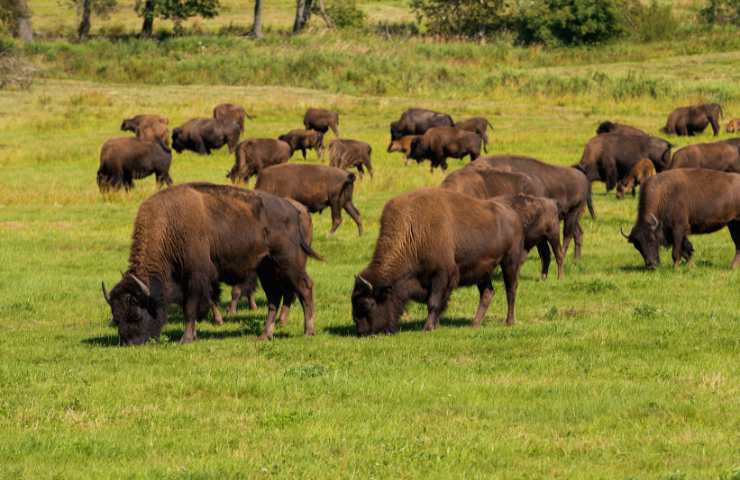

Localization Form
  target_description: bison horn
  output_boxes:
[647,213,660,230]
[356,275,373,293]
[101,281,111,306]
[128,273,151,297]
[620,227,629,240]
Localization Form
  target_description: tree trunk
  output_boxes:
[13,0,34,42]
[292,0,313,33]
[251,0,263,38]
[78,0,92,40]
[141,0,155,36]
[315,0,333,29]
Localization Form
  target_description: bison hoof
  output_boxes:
[180,335,196,344]
[257,334,273,342]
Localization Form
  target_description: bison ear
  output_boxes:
[354,275,373,295]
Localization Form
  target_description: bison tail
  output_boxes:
[586,181,596,220]
[301,238,324,262]
[156,137,172,155]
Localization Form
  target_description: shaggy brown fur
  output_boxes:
[121,114,168,133]
[96,137,172,192]
[617,158,656,199]
[213,103,252,133]
[227,138,293,184]
[390,108,454,141]
[624,169,740,270]
[329,139,373,177]
[441,162,546,199]
[662,103,723,136]
[278,129,325,160]
[387,135,422,165]
[303,108,339,137]
[670,141,740,173]
[136,118,170,147]
[255,163,363,235]
[726,119,740,133]
[351,188,525,335]
[410,126,482,171]
[171,118,241,155]
[596,121,648,136]
[454,117,494,152]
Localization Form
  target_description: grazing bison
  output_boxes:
[478,155,594,260]
[596,121,648,136]
[255,163,363,235]
[171,118,241,155]
[351,188,525,335]
[410,127,482,171]
[577,133,672,192]
[135,117,170,146]
[727,119,740,133]
[213,103,252,133]
[329,139,373,177]
[670,141,740,173]
[96,137,172,192]
[303,108,339,137]
[455,117,494,152]
[390,108,454,141]
[227,138,293,184]
[622,169,740,270]
[278,129,325,160]
[662,103,723,136]
[387,135,423,165]
[441,162,546,198]
[617,158,656,199]
[121,114,168,133]
[101,183,320,344]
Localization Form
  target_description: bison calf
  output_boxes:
[455,117,493,152]
[97,137,172,192]
[304,108,339,137]
[279,129,325,160]
[410,127,482,171]
[227,138,293,184]
[329,139,373,177]
[255,163,363,235]
[617,159,655,199]
[387,135,423,166]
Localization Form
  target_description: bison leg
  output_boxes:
[423,269,455,331]
[356,163,365,178]
[536,240,552,281]
[211,303,224,326]
[472,280,494,328]
[329,199,343,234]
[365,159,374,178]
[279,290,295,327]
[549,230,565,280]
[257,266,282,341]
[293,274,315,336]
[729,221,740,269]
[193,135,208,155]
[343,201,363,236]
[710,116,720,136]
[562,209,583,261]
[181,297,199,343]
[156,172,173,188]
[501,254,522,326]
[671,227,689,268]
[228,284,242,314]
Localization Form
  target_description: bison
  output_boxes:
[303,108,339,137]
[387,135,423,165]
[622,169,740,270]
[135,117,170,147]
[213,103,253,133]
[454,117,494,152]
[727,119,740,133]
[577,133,672,192]
[328,139,373,177]
[596,121,648,136]
[255,163,363,235]
[96,137,172,192]
[662,103,723,137]
[441,162,546,199]
[278,129,325,160]
[121,114,168,133]
[617,158,656,199]
[670,141,740,173]
[227,138,293,184]
[101,183,321,344]
[390,108,454,141]
[409,127,482,171]
[172,118,241,155]
[477,155,594,261]
[351,188,525,335]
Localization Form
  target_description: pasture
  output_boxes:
[2,7,740,478]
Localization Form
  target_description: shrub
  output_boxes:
[700,0,740,26]
[620,0,679,42]
[325,0,365,29]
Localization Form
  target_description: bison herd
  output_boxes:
[99,102,740,344]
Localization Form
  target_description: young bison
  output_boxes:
[227,138,293,184]
[255,163,363,235]
[617,159,656,199]
[410,127,482,171]
[454,117,494,152]
[352,188,525,335]
[278,129,324,160]
[387,135,422,165]
[303,108,339,137]
[96,137,172,192]
[329,139,373,177]
[726,119,740,133]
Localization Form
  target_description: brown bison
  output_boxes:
[410,127,482,171]
[172,118,241,155]
[328,139,373,177]
[617,158,656,199]
[662,103,723,136]
[278,129,325,160]
[441,162,546,199]
[622,169,740,270]
[670,141,740,173]
[303,108,339,137]
[135,117,170,147]
[96,137,172,192]
[101,183,321,344]
[227,138,293,184]
[390,108,455,141]
[726,119,740,133]
[478,155,594,260]
[596,121,649,136]
[121,114,168,133]
[255,163,363,235]
[577,133,672,192]
[455,117,494,152]
[351,188,525,335]
[213,103,253,133]
[387,135,423,165]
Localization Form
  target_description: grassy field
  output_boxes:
[2,5,740,478]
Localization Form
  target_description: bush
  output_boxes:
[325,0,365,29]
[700,0,740,26]
[620,0,679,42]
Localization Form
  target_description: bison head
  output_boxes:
[102,273,164,346]
[121,118,136,132]
[351,275,397,336]
[409,137,427,160]
[171,128,185,153]
[389,121,402,141]
[622,214,662,270]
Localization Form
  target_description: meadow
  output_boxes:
[1,2,740,478]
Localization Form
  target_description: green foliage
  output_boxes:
[700,0,740,25]
[325,0,365,29]
[67,0,119,19]
[515,0,624,46]
[134,0,220,25]
[0,0,20,33]
[409,0,513,38]
[620,0,679,43]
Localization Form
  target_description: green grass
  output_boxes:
[2,24,740,479]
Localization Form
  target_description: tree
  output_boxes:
[78,0,92,39]
[1,0,33,42]
[292,0,332,33]
[135,0,220,36]
[251,0,263,38]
